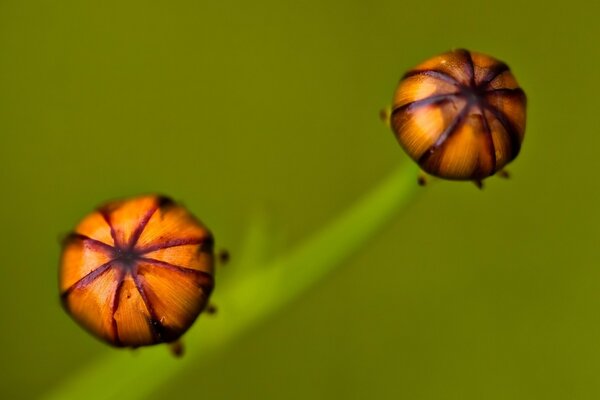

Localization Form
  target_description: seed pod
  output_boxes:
[59,195,215,350]
[390,49,527,181]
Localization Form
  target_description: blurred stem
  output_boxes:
[43,163,420,400]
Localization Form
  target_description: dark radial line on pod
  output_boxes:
[485,87,525,96]
[127,205,159,249]
[391,94,458,116]
[483,104,521,160]
[138,237,209,255]
[402,69,460,86]
[479,62,509,88]
[131,273,166,342]
[61,261,114,300]
[99,208,118,247]
[64,233,114,253]
[110,271,126,346]
[418,104,471,164]
[139,257,214,287]
[452,49,474,86]
[463,49,476,87]
[480,111,497,174]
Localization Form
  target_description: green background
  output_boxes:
[1,0,599,399]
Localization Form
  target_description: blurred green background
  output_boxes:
[1,0,599,399]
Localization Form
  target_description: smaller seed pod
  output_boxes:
[59,195,215,351]
[390,49,527,182]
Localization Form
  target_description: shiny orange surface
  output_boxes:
[390,49,527,181]
[59,195,215,348]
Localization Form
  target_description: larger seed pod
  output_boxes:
[390,49,527,181]
[59,195,214,350]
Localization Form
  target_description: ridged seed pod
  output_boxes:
[390,49,527,181]
[59,195,215,351]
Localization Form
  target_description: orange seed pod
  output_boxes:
[59,195,215,350]
[390,49,527,182]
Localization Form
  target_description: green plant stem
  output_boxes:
[43,163,420,400]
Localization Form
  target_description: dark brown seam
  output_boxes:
[480,110,497,174]
[99,209,119,248]
[139,257,214,286]
[480,63,509,88]
[128,205,159,249]
[138,237,209,255]
[131,273,165,342]
[65,233,114,253]
[110,271,126,346]
[483,104,521,161]
[418,103,471,164]
[61,261,114,299]
[485,87,525,96]
[402,69,460,86]
[391,93,458,117]
[462,49,476,87]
